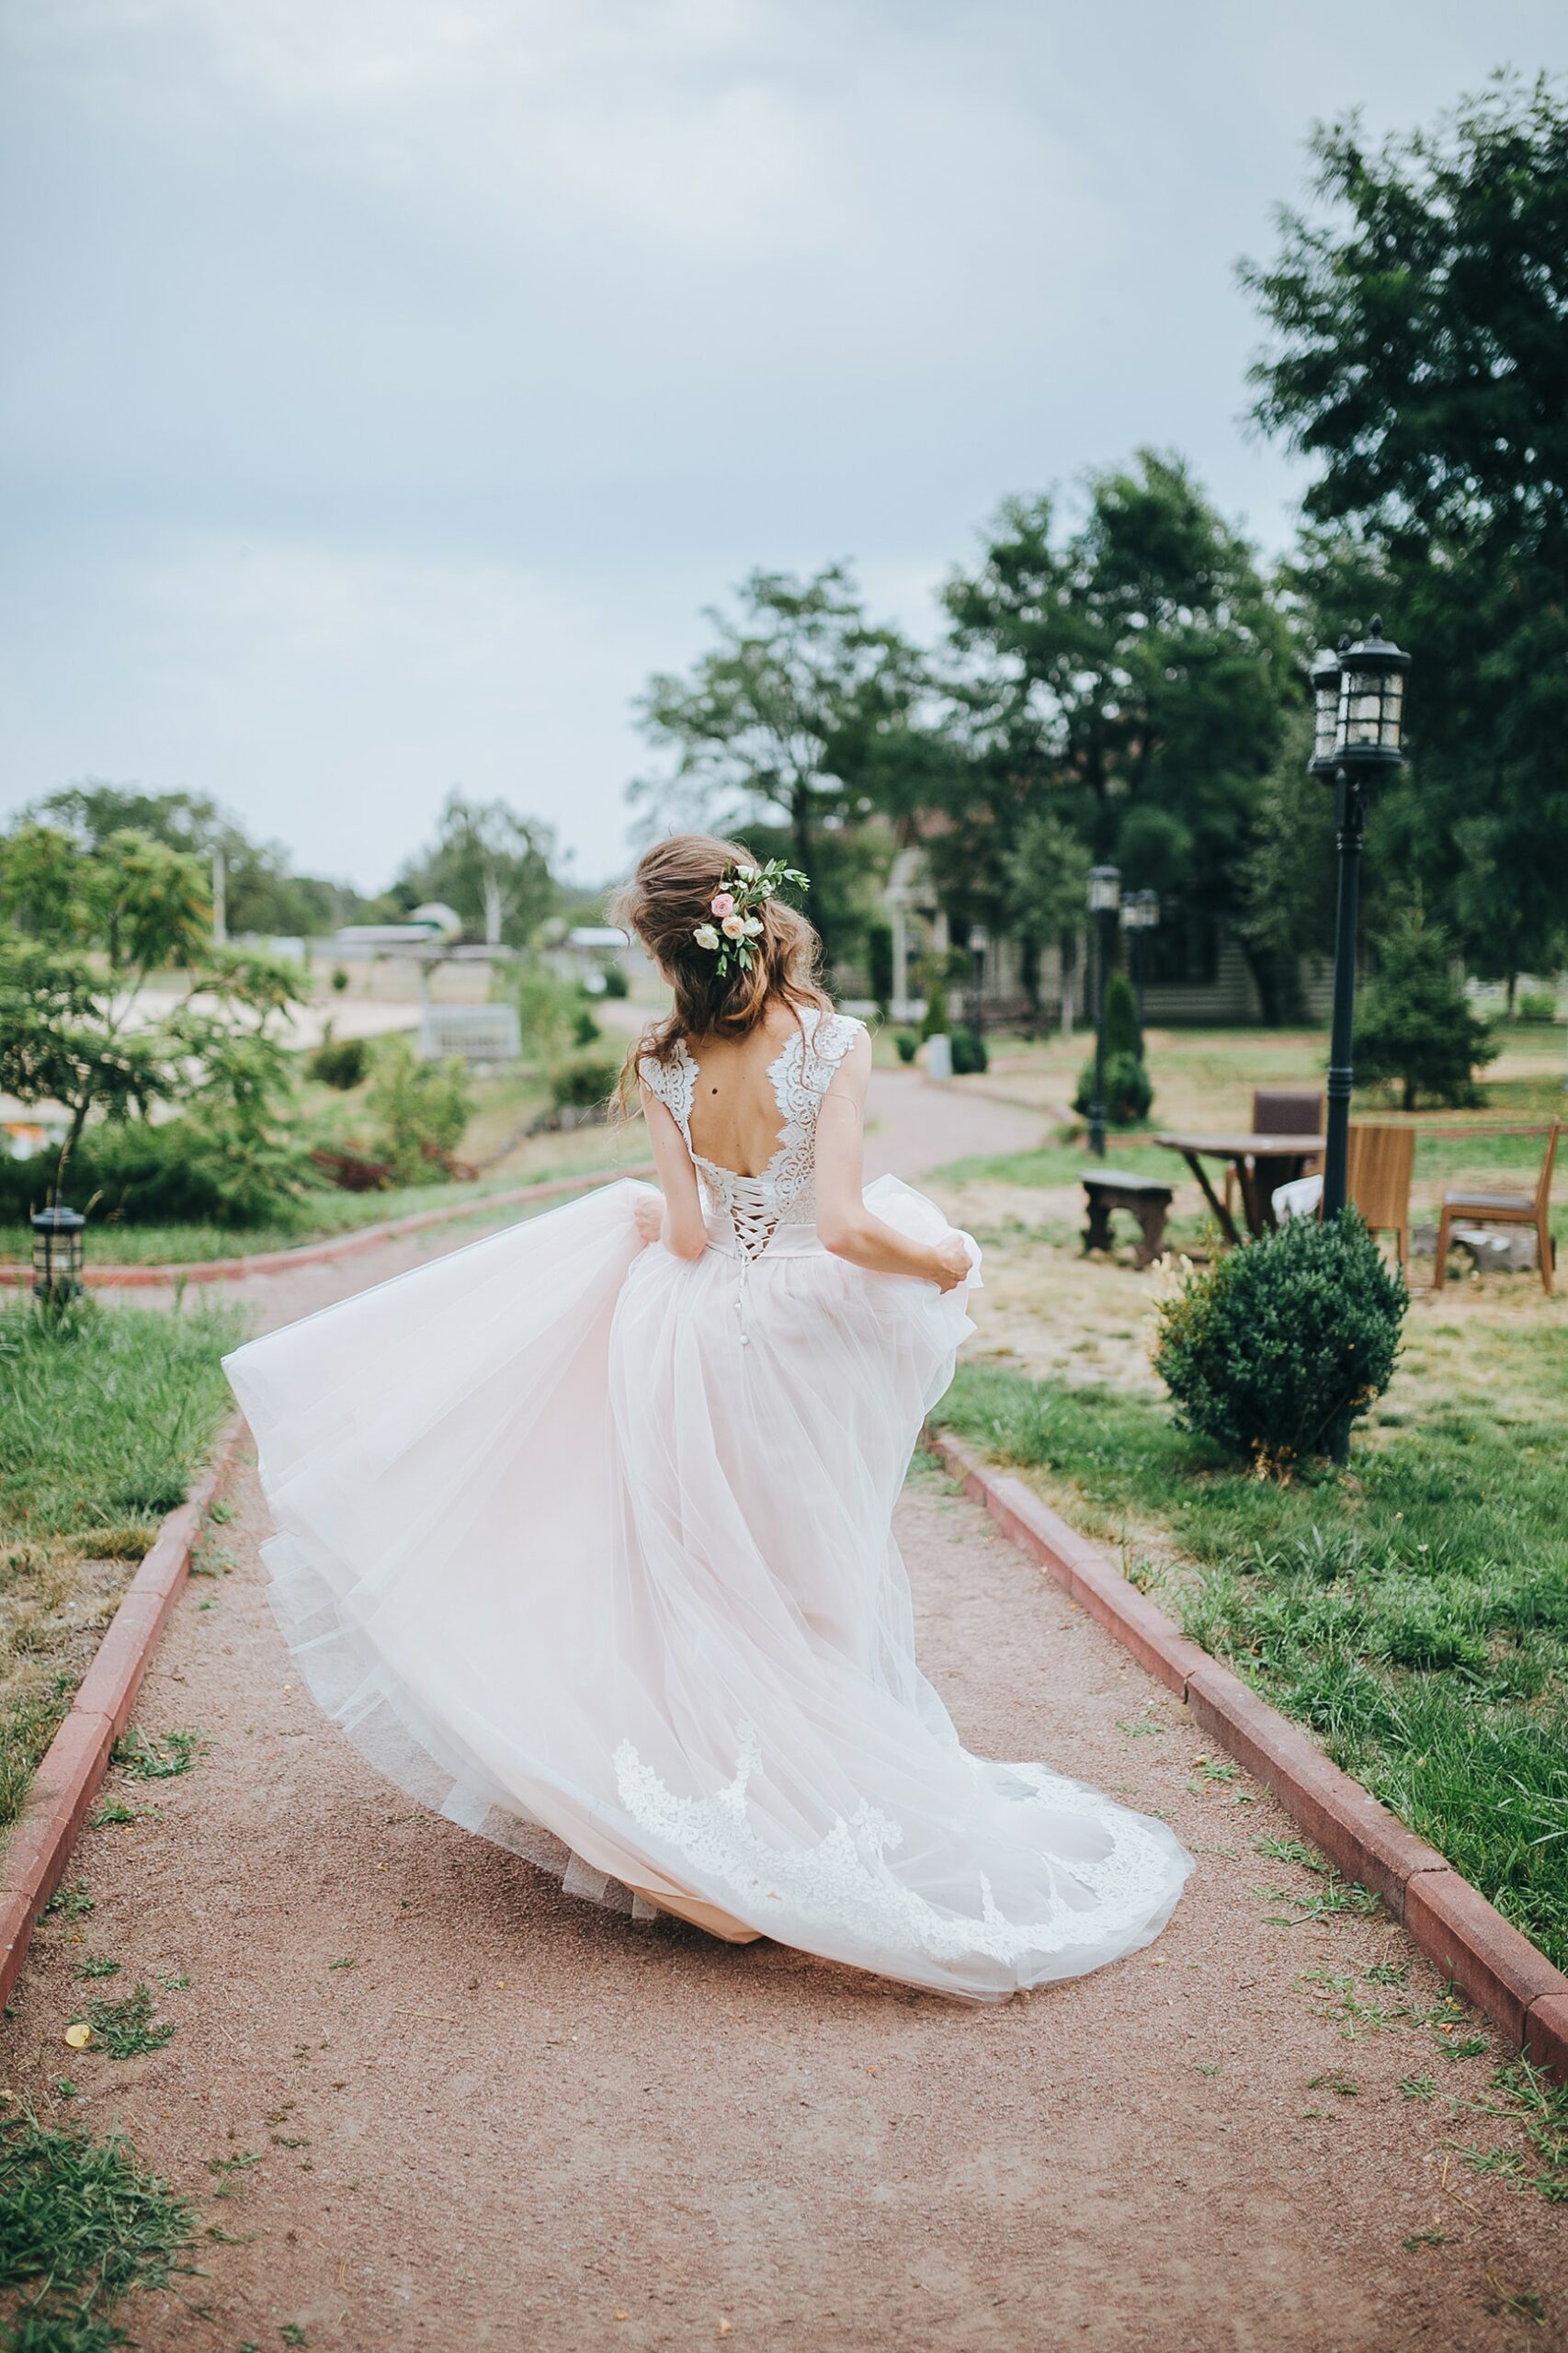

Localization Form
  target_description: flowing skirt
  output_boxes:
[224,1176,1191,2001]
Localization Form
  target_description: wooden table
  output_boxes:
[1152,1131,1326,1247]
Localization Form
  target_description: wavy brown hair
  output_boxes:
[609,832,832,1116]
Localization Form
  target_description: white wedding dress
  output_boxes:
[225,1006,1190,2000]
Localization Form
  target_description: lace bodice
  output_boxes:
[640,1006,864,1260]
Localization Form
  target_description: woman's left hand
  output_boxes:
[632,1191,665,1247]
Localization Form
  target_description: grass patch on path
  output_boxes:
[0,1299,240,1832]
[0,2102,199,2350]
[935,1339,1568,1969]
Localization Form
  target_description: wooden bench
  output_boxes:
[1081,1171,1174,1268]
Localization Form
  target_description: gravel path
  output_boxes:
[4,1073,1563,2350]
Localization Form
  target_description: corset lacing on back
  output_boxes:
[639,1008,862,1337]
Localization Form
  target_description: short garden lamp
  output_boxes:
[1086,866,1121,1160]
[31,1204,85,1312]
[1119,889,1159,1055]
[1307,619,1412,1465]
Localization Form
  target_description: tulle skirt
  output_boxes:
[224,1176,1191,2002]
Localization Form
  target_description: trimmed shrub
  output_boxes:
[892,1029,920,1064]
[1517,989,1558,1024]
[598,962,629,1000]
[329,966,349,993]
[1103,968,1140,1060]
[1354,908,1495,1109]
[949,1026,989,1076]
[1151,1210,1406,1475]
[572,1006,602,1047]
[309,1035,369,1090]
[550,1046,622,1113]
[920,983,949,1042]
[1073,1048,1153,1127]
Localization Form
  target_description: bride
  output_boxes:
[225,834,1190,1999]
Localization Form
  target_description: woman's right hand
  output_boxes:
[929,1235,972,1294]
[632,1191,665,1248]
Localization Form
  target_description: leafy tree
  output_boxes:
[632,565,929,959]
[1354,906,1496,1109]
[1242,74,1568,990]
[33,781,358,938]
[944,452,1296,1004]
[400,790,557,948]
[1003,808,1091,1034]
[0,825,304,1200]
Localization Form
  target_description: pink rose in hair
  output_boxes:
[710,892,736,918]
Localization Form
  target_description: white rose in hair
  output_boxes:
[693,923,721,950]
[721,914,747,939]
[742,915,764,936]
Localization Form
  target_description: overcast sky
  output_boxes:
[3,2,1565,893]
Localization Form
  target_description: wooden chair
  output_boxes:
[1225,1087,1324,1219]
[1435,1120,1561,1297]
[1345,1122,1415,1269]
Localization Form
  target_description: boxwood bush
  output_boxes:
[1151,1209,1406,1475]
[1073,1048,1153,1127]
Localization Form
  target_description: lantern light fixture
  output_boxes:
[31,1205,85,1313]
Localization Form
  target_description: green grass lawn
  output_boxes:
[934,1340,1568,1971]
[0,1298,241,1830]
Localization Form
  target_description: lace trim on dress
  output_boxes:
[611,1730,1180,1968]
[638,1007,863,1262]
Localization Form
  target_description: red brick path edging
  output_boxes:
[0,1165,655,1290]
[924,1425,1568,2079]
[0,1414,244,2013]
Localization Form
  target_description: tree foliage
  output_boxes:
[399,790,557,948]
[1354,906,1496,1110]
[1243,74,1568,983]
[0,824,306,1204]
[633,565,931,957]
[942,452,1295,980]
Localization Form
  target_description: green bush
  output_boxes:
[1103,968,1140,1060]
[866,921,894,1017]
[329,965,350,992]
[1355,908,1495,1109]
[0,1119,314,1232]
[1151,1210,1406,1474]
[892,1029,920,1064]
[1517,989,1559,1024]
[366,1037,472,1182]
[949,1026,989,1075]
[572,1006,602,1047]
[598,962,629,1000]
[550,1046,622,1112]
[309,1035,369,1089]
[920,983,949,1042]
[1073,1048,1153,1126]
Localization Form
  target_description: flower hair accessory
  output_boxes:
[691,858,808,977]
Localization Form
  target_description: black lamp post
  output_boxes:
[1119,889,1159,1057]
[1309,618,1411,1462]
[969,923,989,1038]
[1310,620,1412,1221]
[1086,865,1120,1157]
[31,1204,85,1314]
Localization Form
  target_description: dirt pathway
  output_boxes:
[5,1074,1563,2351]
